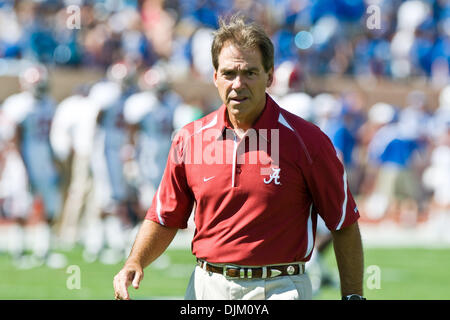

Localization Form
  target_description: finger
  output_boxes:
[132,271,142,289]
[116,287,130,300]
[114,273,131,300]
[120,276,131,300]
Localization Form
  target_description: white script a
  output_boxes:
[263,167,281,185]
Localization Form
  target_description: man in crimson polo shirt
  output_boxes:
[114,15,365,300]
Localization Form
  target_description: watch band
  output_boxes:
[342,294,366,300]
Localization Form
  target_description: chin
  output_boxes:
[228,104,247,117]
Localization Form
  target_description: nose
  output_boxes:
[231,75,244,89]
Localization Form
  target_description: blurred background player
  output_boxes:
[0,109,33,264]
[1,64,62,266]
[50,84,99,249]
[269,59,306,101]
[82,61,140,264]
[123,63,179,216]
[324,92,366,194]
[365,100,428,225]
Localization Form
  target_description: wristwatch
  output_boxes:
[342,294,366,300]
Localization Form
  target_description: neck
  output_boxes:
[227,114,250,135]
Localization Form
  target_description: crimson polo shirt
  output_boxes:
[146,94,359,266]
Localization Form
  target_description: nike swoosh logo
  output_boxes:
[203,176,215,182]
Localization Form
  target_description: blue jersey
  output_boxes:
[369,123,423,168]
[331,124,356,167]
[379,138,420,168]
[323,119,356,167]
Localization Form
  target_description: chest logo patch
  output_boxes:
[263,167,281,185]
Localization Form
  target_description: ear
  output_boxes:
[213,69,218,88]
[266,67,274,88]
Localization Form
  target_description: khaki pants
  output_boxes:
[57,153,92,245]
[184,265,312,300]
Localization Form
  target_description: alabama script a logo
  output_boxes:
[263,167,281,185]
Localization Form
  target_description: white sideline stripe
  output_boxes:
[278,113,294,131]
[195,114,217,134]
[156,186,164,226]
[336,169,348,230]
[304,203,314,258]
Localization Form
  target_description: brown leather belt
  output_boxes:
[197,259,305,280]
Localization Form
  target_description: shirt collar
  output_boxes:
[214,93,280,140]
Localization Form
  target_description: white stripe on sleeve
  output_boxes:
[156,186,165,226]
[304,203,314,259]
[335,169,348,230]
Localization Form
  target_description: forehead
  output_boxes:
[217,42,263,70]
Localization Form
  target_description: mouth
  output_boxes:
[229,96,248,103]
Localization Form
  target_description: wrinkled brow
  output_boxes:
[219,66,260,73]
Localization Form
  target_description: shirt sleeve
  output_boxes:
[145,131,195,229]
[305,129,360,231]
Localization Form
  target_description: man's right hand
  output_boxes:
[113,263,144,300]
[112,220,179,300]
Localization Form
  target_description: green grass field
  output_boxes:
[1,246,449,300]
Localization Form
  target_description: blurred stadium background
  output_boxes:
[0,0,449,299]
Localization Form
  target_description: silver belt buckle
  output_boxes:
[223,265,240,279]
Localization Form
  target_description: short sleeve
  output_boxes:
[145,131,195,228]
[305,130,360,231]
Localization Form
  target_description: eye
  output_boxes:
[221,70,235,79]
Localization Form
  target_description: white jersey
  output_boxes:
[124,91,174,189]
[0,109,15,149]
[50,94,99,161]
[0,110,31,218]
[0,149,32,218]
[277,92,313,122]
[90,81,129,150]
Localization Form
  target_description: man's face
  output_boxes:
[213,42,273,125]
